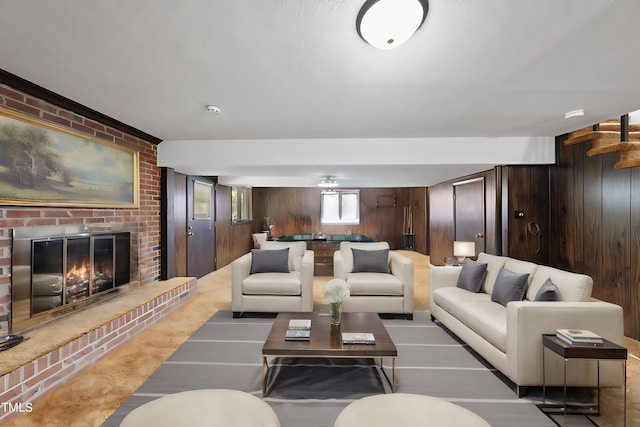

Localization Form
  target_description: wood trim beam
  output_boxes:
[0,68,162,145]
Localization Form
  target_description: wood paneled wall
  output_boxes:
[428,169,499,265]
[428,181,454,264]
[215,184,253,268]
[251,187,426,251]
[502,166,550,265]
[208,184,427,267]
[427,146,639,339]
[551,137,640,339]
[429,166,549,266]
[410,187,428,254]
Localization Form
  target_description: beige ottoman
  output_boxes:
[119,389,280,427]
[334,393,491,427]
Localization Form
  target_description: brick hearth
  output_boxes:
[0,277,196,424]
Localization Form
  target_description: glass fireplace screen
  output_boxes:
[30,235,116,315]
[11,226,131,333]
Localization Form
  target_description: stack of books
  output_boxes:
[342,332,375,345]
[556,329,603,345]
[285,319,311,341]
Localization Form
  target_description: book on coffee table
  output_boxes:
[285,329,311,341]
[288,319,311,330]
[342,332,375,345]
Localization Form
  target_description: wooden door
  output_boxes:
[186,176,216,278]
[453,178,485,255]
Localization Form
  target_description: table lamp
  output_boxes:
[453,241,476,265]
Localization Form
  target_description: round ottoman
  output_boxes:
[119,389,280,427]
[334,393,491,427]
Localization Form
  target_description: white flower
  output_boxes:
[324,279,350,304]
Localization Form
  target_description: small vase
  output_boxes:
[330,302,342,326]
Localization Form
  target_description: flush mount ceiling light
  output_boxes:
[318,176,339,188]
[356,0,429,50]
[205,105,220,113]
[564,109,584,119]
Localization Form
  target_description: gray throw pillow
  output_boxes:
[534,277,560,301]
[456,259,487,292]
[250,248,290,274]
[491,268,528,306]
[351,248,390,273]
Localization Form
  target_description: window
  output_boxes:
[193,180,212,220]
[231,186,252,223]
[321,189,360,224]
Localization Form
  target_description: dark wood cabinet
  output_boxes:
[307,241,339,276]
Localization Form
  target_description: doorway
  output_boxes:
[186,176,216,278]
[453,177,486,255]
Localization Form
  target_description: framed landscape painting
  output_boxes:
[0,107,139,208]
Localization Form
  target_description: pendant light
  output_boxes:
[318,176,339,188]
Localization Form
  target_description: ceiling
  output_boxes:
[1,0,640,187]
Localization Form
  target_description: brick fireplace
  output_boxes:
[0,81,171,422]
[0,82,162,335]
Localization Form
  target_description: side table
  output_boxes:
[541,334,627,425]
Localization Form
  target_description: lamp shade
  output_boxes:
[356,0,429,50]
[453,241,475,257]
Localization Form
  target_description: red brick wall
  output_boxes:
[0,278,197,425]
[0,84,161,333]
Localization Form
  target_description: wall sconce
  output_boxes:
[453,241,476,265]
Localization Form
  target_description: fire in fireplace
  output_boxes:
[65,237,91,305]
[11,225,131,333]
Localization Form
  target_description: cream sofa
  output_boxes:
[334,241,414,319]
[232,241,314,317]
[429,252,625,396]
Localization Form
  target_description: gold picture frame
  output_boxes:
[0,107,139,208]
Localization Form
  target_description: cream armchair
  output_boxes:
[232,241,314,317]
[334,242,414,319]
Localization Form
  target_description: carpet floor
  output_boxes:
[102,310,591,427]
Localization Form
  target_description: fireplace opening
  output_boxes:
[11,226,132,333]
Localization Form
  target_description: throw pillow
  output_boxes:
[534,277,560,301]
[250,248,290,274]
[456,259,488,292]
[491,268,528,306]
[351,248,390,273]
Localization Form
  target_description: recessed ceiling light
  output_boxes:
[205,105,220,113]
[564,109,584,119]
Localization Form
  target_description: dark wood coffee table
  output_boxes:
[262,312,398,396]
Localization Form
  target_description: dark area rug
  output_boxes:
[103,311,595,427]
[265,357,386,399]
